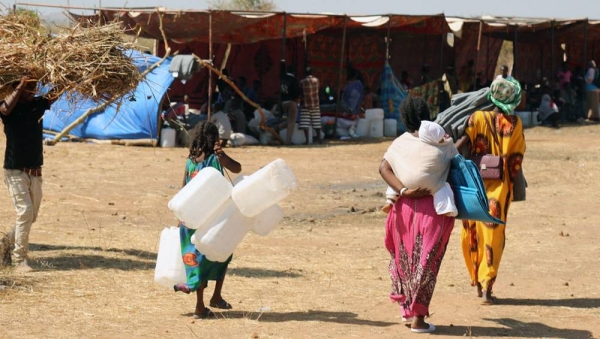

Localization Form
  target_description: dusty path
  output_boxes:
[0,124,598,338]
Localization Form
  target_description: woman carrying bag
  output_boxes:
[455,77,526,305]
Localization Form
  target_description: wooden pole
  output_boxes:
[440,18,446,79]
[584,19,589,68]
[279,13,287,109]
[513,25,518,78]
[486,30,490,82]
[208,11,213,120]
[551,20,555,89]
[385,17,392,60]
[474,20,483,90]
[334,16,348,129]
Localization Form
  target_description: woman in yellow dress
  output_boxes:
[456,77,525,305]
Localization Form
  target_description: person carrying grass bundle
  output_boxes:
[173,121,241,319]
[0,77,56,272]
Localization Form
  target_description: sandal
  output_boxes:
[209,299,232,309]
[411,323,436,333]
[193,308,215,319]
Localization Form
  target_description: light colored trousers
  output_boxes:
[4,169,42,263]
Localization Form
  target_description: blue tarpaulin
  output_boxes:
[43,50,174,141]
[379,61,407,133]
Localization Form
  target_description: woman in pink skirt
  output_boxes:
[379,97,458,333]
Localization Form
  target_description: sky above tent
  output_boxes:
[11,0,600,20]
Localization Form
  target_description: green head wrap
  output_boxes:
[487,77,522,114]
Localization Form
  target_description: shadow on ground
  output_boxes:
[29,243,155,271]
[228,267,302,279]
[31,243,156,259]
[434,318,593,338]
[498,297,600,309]
[182,310,396,327]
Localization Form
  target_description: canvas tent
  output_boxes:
[68,9,450,109]
[43,50,174,143]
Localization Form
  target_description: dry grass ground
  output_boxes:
[0,123,599,339]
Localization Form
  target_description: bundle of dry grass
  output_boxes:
[0,11,142,102]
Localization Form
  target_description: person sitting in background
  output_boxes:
[162,95,189,126]
[361,86,374,111]
[496,65,514,81]
[228,97,247,134]
[210,102,233,147]
[342,69,364,114]
[538,86,561,128]
[243,80,261,120]
[560,82,583,123]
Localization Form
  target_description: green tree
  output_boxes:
[208,0,277,11]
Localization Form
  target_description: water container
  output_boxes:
[231,158,298,217]
[279,127,306,145]
[369,119,384,138]
[356,118,370,137]
[160,128,176,148]
[196,199,253,262]
[168,167,233,230]
[365,108,384,121]
[154,226,187,288]
[515,111,532,127]
[336,127,350,137]
[251,204,284,236]
[384,119,397,137]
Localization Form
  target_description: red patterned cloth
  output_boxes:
[300,75,319,108]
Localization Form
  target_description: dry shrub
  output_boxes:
[0,11,142,102]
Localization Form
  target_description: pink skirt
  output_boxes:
[384,195,454,318]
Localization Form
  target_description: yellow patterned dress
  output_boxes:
[461,110,526,292]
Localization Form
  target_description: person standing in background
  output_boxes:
[280,64,301,145]
[299,67,322,145]
[584,60,600,121]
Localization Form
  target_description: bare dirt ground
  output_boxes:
[0,123,599,339]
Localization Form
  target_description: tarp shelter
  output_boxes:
[69,10,450,109]
[43,50,174,142]
[448,16,600,87]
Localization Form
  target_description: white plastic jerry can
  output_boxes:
[231,159,297,218]
[196,199,252,262]
[154,226,187,288]
[168,167,233,230]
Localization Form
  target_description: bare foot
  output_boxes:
[193,307,214,319]
[481,290,497,305]
[476,282,483,298]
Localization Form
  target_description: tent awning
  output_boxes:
[69,10,449,44]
